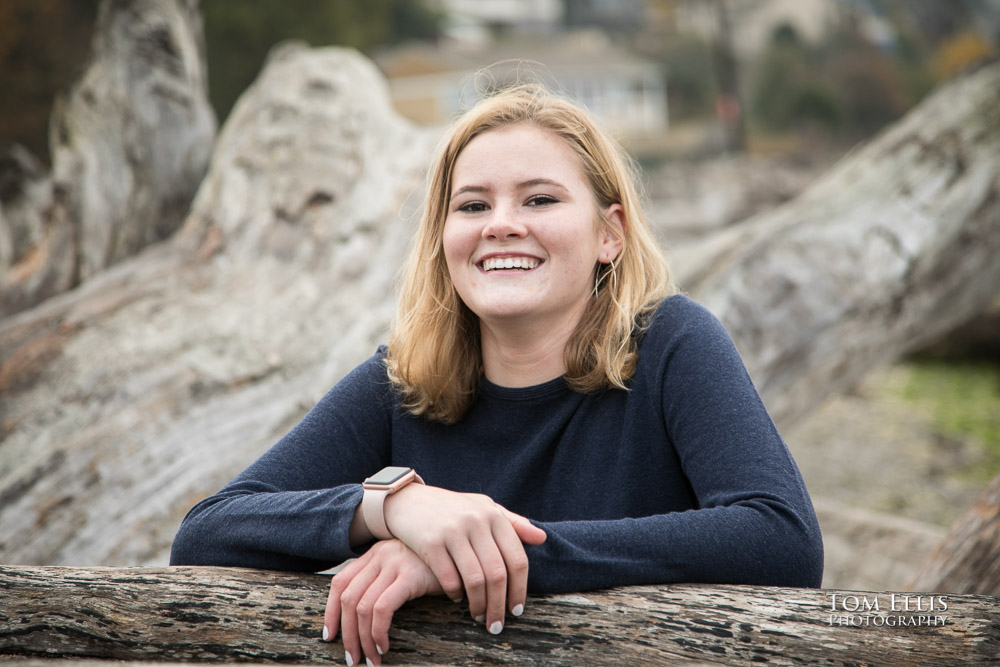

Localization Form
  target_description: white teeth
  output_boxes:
[483,256,538,272]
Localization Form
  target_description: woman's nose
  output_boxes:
[481,206,527,240]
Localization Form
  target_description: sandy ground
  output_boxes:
[784,365,992,591]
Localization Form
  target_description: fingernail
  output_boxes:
[512,604,524,617]
[365,659,375,667]
[489,621,503,635]
[322,626,330,641]
[451,596,463,603]
[345,651,354,667]
[474,614,485,623]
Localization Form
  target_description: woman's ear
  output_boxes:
[599,204,626,263]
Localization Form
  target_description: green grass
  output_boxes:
[891,359,1000,479]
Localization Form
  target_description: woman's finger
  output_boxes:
[467,524,509,634]
[324,557,366,643]
[368,575,421,656]
[491,518,531,619]
[445,538,488,623]
[354,570,396,667]
[502,508,547,545]
[338,558,382,667]
[418,542,465,603]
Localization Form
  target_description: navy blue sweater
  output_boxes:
[170,295,823,591]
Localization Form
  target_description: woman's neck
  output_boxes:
[478,313,581,388]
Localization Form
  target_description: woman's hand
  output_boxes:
[324,539,443,667]
[381,484,547,634]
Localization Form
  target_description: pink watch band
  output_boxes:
[361,468,424,540]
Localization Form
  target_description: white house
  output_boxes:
[376,31,669,140]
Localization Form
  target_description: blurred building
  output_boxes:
[670,0,903,56]
[376,31,668,139]
[673,0,838,56]
[428,0,564,43]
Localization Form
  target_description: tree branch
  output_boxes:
[2,566,998,665]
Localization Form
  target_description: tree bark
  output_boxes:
[0,0,215,319]
[679,60,1000,430]
[2,566,998,666]
[909,471,1000,596]
[912,298,1000,359]
[0,43,437,568]
[0,0,998,581]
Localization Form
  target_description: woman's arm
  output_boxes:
[170,348,545,640]
[526,498,822,593]
[169,353,393,571]
[525,297,823,592]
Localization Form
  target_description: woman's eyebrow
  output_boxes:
[517,178,568,192]
[450,184,490,202]
[450,178,569,202]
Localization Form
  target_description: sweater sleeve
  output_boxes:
[169,353,393,572]
[524,300,824,592]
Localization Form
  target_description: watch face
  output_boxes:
[365,466,412,486]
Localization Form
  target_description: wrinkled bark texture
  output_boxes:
[0,42,436,567]
[0,0,215,318]
[909,472,1000,596]
[676,61,1000,429]
[0,0,999,594]
[2,566,998,665]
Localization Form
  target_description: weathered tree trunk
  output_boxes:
[0,0,215,318]
[913,298,1000,359]
[2,566,998,665]
[679,60,1000,430]
[0,0,998,582]
[0,43,437,568]
[909,471,1000,596]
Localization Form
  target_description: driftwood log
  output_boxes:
[2,566,999,666]
[0,43,436,567]
[1,0,1000,595]
[0,0,215,318]
[677,58,1000,429]
[909,472,1000,596]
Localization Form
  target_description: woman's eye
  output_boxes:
[527,195,558,206]
[457,201,489,213]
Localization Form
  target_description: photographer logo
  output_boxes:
[827,594,949,627]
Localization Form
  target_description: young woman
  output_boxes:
[171,84,823,667]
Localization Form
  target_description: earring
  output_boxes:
[593,258,617,297]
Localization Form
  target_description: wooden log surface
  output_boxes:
[909,472,1000,596]
[0,0,215,318]
[679,59,1000,430]
[1,566,998,665]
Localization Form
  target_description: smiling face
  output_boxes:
[442,123,623,338]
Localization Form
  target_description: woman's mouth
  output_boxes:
[480,256,540,272]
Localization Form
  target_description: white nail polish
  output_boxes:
[376,645,383,655]
[366,659,375,667]
[512,604,524,617]
[322,626,330,641]
[474,614,485,623]
[489,621,503,635]
[345,651,354,667]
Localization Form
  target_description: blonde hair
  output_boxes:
[386,83,674,423]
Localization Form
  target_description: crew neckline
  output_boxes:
[479,374,570,400]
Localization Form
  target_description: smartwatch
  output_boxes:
[361,466,424,540]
